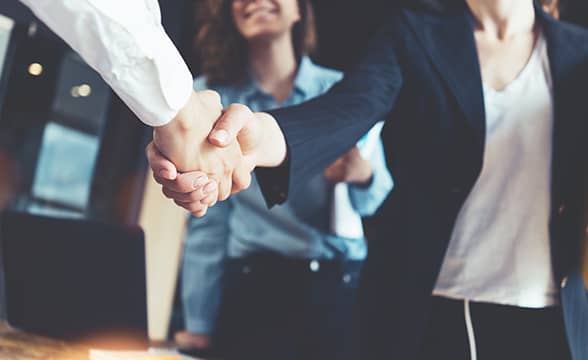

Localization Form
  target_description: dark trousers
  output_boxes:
[215,253,363,360]
[419,296,572,360]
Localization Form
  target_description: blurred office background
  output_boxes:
[0,0,585,345]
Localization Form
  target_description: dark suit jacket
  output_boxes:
[258,2,588,358]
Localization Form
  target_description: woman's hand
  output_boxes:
[324,146,373,185]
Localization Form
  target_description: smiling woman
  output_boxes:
[195,0,315,86]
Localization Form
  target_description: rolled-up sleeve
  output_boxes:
[348,137,393,217]
[19,0,193,127]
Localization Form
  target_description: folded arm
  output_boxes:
[347,126,394,217]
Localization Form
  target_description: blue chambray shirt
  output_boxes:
[181,57,393,333]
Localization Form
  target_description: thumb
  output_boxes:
[208,104,253,148]
[146,142,178,180]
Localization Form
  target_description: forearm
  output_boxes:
[260,19,403,205]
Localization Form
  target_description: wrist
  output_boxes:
[350,162,373,186]
[152,91,221,172]
[157,91,210,134]
[252,112,287,168]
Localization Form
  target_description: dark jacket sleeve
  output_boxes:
[257,16,404,207]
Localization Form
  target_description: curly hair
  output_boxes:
[195,0,316,86]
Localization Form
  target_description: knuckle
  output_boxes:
[219,186,230,201]
[226,103,250,116]
[194,208,208,218]
[236,173,251,191]
[188,202,204,213]
[200,90,222,107]
[189,190,204,202]
[177,178,195,193]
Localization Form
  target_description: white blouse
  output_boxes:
[434,33,559,308]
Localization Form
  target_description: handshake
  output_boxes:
[147,90,287,217]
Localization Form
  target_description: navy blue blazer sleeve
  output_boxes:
[257,17,404,207]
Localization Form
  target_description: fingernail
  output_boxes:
[211,130,229,144]
[203,182,218,194]
[160,169,172,179]
[193,175,208,188]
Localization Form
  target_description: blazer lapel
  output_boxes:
[539,8,587,206]
[403,6,486,148]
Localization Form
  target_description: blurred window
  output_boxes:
[0,14,13,72]
[0,15,111,219]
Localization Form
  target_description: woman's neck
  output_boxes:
[466,0,536,39]
[248,34,298,104]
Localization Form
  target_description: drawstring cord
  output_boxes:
[464,299,478,360]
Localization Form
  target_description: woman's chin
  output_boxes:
[244,29,287,43]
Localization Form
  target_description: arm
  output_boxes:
[253,18,403,206]
[348,136,393,217]
[181,201,232,337]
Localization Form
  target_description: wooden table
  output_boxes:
[0,323,87,359]
[0,324,202,360]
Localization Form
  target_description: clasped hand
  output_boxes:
[148,90,286,217]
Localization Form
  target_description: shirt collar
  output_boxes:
[292,56,317,97]
[241,56,318,101]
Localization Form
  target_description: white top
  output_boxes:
[19,0,193,127]
[433,33,559,308]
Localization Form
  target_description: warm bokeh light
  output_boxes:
[71,84,93,98]
[78,84,92,97]
[74,328,149,351]
[28,62,43,76]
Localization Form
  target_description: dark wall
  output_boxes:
[0,1,34,26]
[311,0,399,71]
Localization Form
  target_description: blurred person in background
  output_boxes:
[174,0,392,359]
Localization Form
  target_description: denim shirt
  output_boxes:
[182,57,393,333]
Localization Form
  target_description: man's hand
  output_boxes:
[152,90,243,200]
[147,103,287,213]
[324,146,373,185]
[147,143,218,217]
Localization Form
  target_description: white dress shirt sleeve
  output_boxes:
[19,0,194,127]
